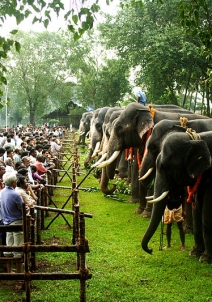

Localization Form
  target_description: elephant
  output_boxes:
[77,112,93,145]
[141,130,212,264]
[96,102,208,213]
[139,118,212,229]
[139,118,212,187]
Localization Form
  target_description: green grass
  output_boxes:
[1,143,212,301]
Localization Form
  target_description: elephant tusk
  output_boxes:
[91,153,107,168]
[139,167,154,180]
[145,195,154,200]
[91,141,101,158]
[96,150,120,168]
[147,191,169,204]
[80,131,85,136]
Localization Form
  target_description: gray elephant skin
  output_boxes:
[141,130,212,264]
[98,102,208,211]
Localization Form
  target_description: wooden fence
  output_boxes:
[0,130,92,302]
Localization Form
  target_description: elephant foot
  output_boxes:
[189,247,204,257]
[140,209,152,218]
[134,207,144,214]
[199,253,212,264]
[129,198,140,204]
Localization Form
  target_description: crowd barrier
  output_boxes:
[0,130,92,302]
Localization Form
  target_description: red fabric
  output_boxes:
[187,173,203,203]
[35,161,47,175]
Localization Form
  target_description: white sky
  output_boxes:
[1,0,120,36]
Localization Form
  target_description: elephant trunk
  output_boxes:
[141,198,167,254]
[100,167,116,195]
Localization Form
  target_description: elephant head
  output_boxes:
[77,112,92,145]
[141,131,212,255]
[97,103,154,178]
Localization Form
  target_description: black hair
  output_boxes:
[16,175,27,187]
[30,165,36,172]
[17,168,28,176]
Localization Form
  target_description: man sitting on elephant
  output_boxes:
[133,87,147,106]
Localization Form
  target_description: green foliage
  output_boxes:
[99,0,211,111]
[115,179,131,195]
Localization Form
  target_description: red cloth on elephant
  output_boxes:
[187,173,202,203]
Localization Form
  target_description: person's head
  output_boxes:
[16,175,28,189]
[0,165,6,177]
[30,165,37,173]
[21,141,27,149]
[30,148,37,157]
[17,168,29,178]
[21,151,29,158]
[36,154,45,163]
[6,149,14,159]
[15,161,23,171]
[22,156,30,167]
[0,147,5,158]
[42,149,49,157]
[14,147,22,155]
[5,158,13,166]
[35,144,43,152]
[3,172,17,188]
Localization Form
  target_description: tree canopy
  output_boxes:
[0,0,212,124]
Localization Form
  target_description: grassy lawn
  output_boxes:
[1,142,212,301]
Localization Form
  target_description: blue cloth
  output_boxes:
[136,90,147,106]
[1,186,23,225]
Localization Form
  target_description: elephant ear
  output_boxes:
[136,110,154,139]
[185,140,211,178]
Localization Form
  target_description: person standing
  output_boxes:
[1,172,24,274]
[0,165,6,252]
[163,188,186,251]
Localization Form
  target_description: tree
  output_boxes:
[6,31,77,125]
[0,0,113,105]
[99,0,211,111]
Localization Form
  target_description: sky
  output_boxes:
[1,0,120,36]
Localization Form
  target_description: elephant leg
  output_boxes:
[141,188,153,218]
[129,159,140,204]
[125,161,131,185]
[199,180,212,264]
[183,202,193,234]
[190,194,204,257]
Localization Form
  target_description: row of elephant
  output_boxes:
[77,102,212,264]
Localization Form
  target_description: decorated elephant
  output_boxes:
[96,102,208,213]
[141,130,212,264]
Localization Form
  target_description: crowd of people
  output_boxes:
[0,123,67,288]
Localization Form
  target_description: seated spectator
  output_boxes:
[15,175,36,208]
[0,147,6,166]
[1,172,24,276]
[3,136,15,151]
[13,147,22,164]
[4,148,14,163]
[5,158,16,173]
[35,155,48,176]
[50,137,61,155]
[0,165,6,251]
[29,148,37,165]
[42,149,55,170]
[17,168,38,201]
[30,165,46,185]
